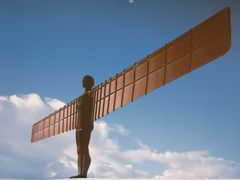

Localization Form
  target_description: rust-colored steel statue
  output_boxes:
[71,76,94,178]
[31,7,231,178]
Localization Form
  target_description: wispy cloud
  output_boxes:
[122,143,240,178]
[0,93,240,178]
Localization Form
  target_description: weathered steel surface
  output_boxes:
[31,7,231,143]
[31,98,79,142]
[92,7,231,120]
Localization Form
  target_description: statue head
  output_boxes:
[82,75,94,91]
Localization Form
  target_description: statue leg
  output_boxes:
[76,130,92,178]
[81,132,91,177]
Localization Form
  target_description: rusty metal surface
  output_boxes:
[91,7,231,121]
[31,98,79,142]
[31,7,231,143]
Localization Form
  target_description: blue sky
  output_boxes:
[0,0,240,178]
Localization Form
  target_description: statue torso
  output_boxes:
[76,92,94,131]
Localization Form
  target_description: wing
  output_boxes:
[31,7,231,142]
[92,7,231,121]
[31,96,80,142]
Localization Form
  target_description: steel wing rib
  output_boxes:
[31,7,231,143]
[92,7,231,121]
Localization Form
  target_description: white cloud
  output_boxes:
[45,97,65,110]
[110,124,129,136]
[0,93,240,178]
[0,93,70,178]
[123,145,240,178]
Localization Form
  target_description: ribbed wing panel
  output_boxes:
[92,7,231,121]
[31,7,231,142]
[31,97,80,142]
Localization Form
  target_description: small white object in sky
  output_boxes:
[129,0,134,3]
